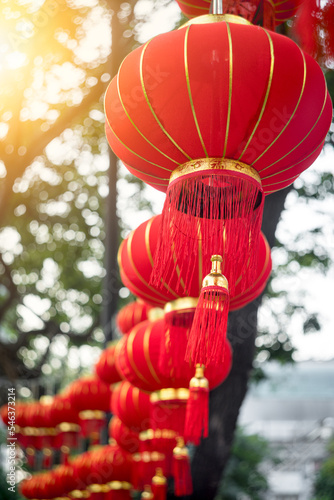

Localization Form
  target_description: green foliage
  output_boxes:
[216,429,274,500]
[314,440,334,500]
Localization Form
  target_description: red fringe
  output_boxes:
[294,0,321,58]
[184,387,209,446]
[152,470,167,500]
[323,0,334,60]
[186,286,229,366]
[151,399,187,437]
[172,444,193,497]
[151,172,263,297]
[159,321,190,378]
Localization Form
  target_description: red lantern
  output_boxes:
[49,394,80,464]
[95,342,123,385]
[109,416,140,454]
[110,380,151,433]
[106,15,331,299]
[115,318,232,393]
[174,0,301,27]
[68,376,112,445]
[89,444,133,485]
[117,300,153,334]
[119,215,272,308]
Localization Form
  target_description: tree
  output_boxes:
[314,440,334,500]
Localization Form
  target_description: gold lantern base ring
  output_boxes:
[169,158,262,188]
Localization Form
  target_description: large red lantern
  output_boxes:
[118,214,272,309]
[116,300,152,334]
[175,0,301,27]
[110,380,151,433]
[106,14,331,299]
[95,342,123,385]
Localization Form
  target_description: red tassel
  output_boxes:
[323,0,334,59]
[152,468,167,500]
[151,162,263,297]
[42,448,53,469]
[294,0,321,57]
[172,438,193,497]
[184,366,209,445]
[26,447,36,469]
[186,255,229,366]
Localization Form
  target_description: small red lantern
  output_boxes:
[117,300,153,334]
[109,416,140,454]
[110,380,151,434]
[95,342,123,385]
[68,376,112,445]
[49,394,80,464]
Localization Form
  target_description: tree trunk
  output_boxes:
[187,186,292,499]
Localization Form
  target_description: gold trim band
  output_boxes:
[164,297,198,314]
[181,14,253,27]
[150,388,189,402]
[169,158,262,186]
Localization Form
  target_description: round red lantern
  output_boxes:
[119,214,271,308]
[95,341,123,385]
[117,300,153,334]
[109,416,140,454]
[106,14,331,298]
[68,376,112,445]
[175,0,301,27]
[115,318,232,393]
[110,381,151,433]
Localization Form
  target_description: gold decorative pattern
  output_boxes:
[253,47,307,166]
[181,14,253,27]
[169,158,262,185]
[164,297,198,313]
[184,25,208,158]
[238,28,274,161]
[223,21,233,158]
[143,323,162,384]
[140,42,192,162]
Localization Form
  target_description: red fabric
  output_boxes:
[117,300,152,334]
[90,445,133,484]
[50,394,80,426]
[110,380,151,433]
[109,415,140,454]
[118,215,271,309]
[174,0,299,25]
[95,342,123,385]
[105,20,331,195]
[230,232,272,310]
[116,318,232,392]
[108,490,132,500]
[68,375,112,412]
